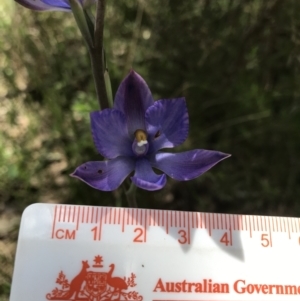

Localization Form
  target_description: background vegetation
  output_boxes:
[1,0,300,299]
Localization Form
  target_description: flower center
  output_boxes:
[132,129,149,156]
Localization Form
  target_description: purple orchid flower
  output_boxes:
[15,0,94,11]
[71,71,230,191]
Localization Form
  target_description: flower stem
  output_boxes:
[89,0,109,110]
[125,182,137,208]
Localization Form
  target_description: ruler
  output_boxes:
[10,203,300,301]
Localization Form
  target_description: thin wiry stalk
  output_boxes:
[89,0,109,110]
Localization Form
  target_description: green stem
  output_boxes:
[89,0,109,110]
[125,182,138,208]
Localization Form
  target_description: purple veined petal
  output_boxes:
[70,157,135,191]
[146,98,189,153]
[114,70,154,137]
[41,0,71,9]
[15,0,70,11]
[90,109,133,159]
[131,158,166,191]
[150,150,231,181]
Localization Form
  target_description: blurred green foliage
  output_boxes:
[1,0,300,298]
[2,0,300,211]
[2,0,300,213]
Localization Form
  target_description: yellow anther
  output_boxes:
[135,129,147,143]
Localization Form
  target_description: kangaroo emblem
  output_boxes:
[47,260,90,300]
[46,256,143,301]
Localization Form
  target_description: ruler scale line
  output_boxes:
[234,214,237,231]
[103,207,106,224]
[166,210,169,234]
[117,208,120,225]
[122,208,125,232]
[208,213,212,236]
[134,208,138,226]
[158,210,161,227]
[63,205,67,222]
[232,214,236,231]
[76,206,80,230]
[252,215,255,232]
[144,209,147,242]
[68,206,71,223]
[291,218,294,233]
[234,215,238,231]
[279,216,282,232]
[221,214,224,230]
[51,205,57,239]
[58,205,61,222]
[287,217,291,239]
[113,208,116,225]
[81,206,84,223]
[100,207,104,240]
[109,207,112,224]
[187,212,191,244]
[95,207,99,224]
[271,216,275,232]
[126,208,129,226]
[91,207,94,224]
[138,208,142,226]
[86,206,89,223]
[72,206,75,223]
[268,216,272,247]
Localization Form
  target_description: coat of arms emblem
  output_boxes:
[46,255,143,301]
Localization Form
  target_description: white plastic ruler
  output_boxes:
[10,203,300,301]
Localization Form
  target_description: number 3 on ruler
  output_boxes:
[178,229,188,244]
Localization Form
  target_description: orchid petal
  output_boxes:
[15,0,70,11]
[41,0,71,9]
[146,98,189,153]
[114,71,154,137]
[90,109,133,159]
[131,158,166,191]
[71,157,135,191]
[150,150,231,181]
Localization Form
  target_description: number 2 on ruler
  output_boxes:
[133,227,145,242]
